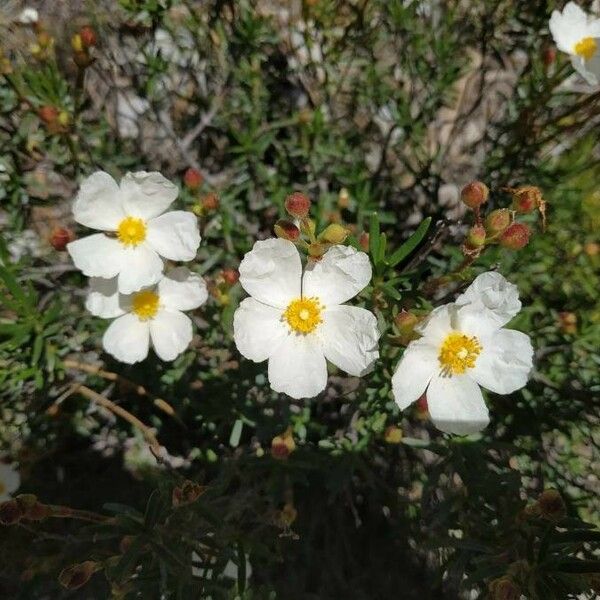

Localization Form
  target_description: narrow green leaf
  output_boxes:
[229,419,243,448]
[369,213,380,264]
[387,217,432,267]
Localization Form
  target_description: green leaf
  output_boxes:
[229,419,243,448]
[387,217,432,267]
[368,213,380,264]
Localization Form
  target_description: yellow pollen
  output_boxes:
[131,290,159,321]
[574,37,597,60]
[117,216,146,246]
[283,297,322,334]
[438,331,482,376]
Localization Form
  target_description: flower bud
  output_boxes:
[172,480,206,507]
[201,192,219,212]
[319,223,349,244]
[584,242,599,257]
[221,268,239,285]
[461,181,489,210]
[71,34,84,53]
[307,242,325,258]
[79,26,97,48]
[274,219,300,242]
[38,105,59,125]
[183,167,203,190]
[499,223,530,250]
[271,428,296,460]
[542,46,556,67]
[485,209,511,235]
[50,227,75,251]
[285,192,311,219]
[558,311,577,335]
[359,231,369,252]
[384,425,403,444]
[394,310,419,345]
[59,561,99,590]
[415,394,429,419]
[0,499,24,525]
[57,111,71,128]
[489,577,521,600]
[338,187,350,209]
[511,186,542,214]
[538,489,566,521]
[73,51,93,68]
[466,224,486,247]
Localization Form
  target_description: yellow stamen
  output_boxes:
[438,331,482,376]
[283,297,322,334]
[131,290,159,321]
[574,37,597,60]
[117,216,146,246]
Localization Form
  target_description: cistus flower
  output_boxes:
[233,239,380,399]
[85,267,207,364]
[549,2,600,85]
[0,462,20,502]
[67,171,200,294]
[392,272,533,435]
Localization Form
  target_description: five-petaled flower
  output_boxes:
[86,267,207,364]
[233,239,380,399]
[67,171,200,294]
[392,272,533,435]
[0,461,20,502]
[549,2,600,85]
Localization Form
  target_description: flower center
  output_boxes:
[438,331,482,376]
[131,290,159,321]
[117,216,146,246]
[574,37,597,60]
[283,297,322,334]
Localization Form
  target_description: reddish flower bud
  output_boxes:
[537,489,566,521]
[466,224,486,247]
[415,394,429,418]
[359,231,369,252]
[49,227,74,251]
[558,312,577,335]
[221,268,239,285]
[274,219,300,242]
[183,167,203,190]
[542,46,556,67]
[485,208,511,235]
[271,428,296,460]
[460,181,489,210]
[285,192,311,218]
[384,425,402,444]
[511,186,542,214]
[59,561,99,590]
[38,105,59,124]
[499,222,530,250]
[201,192,219,211]
[79,26,97,48]
[172,480,206,507]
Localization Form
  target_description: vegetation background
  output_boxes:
[0,0,599,598]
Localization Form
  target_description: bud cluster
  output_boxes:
[38,105,71,134]
[209,267,240,306]
[71,25,97,68]
[184,168,220,217]
[0,493,50,525]
[275,191,351,260]
[460,181,546,258]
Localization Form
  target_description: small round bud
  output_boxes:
[511,186,542,214]
[338,188,350,209]
[183,167,203,190]
[274,219,300,242]
[50,227,74,251]
[558,312,577,335]
[499,223,530,250]
[584,242,599,257]
[489,577,521,600]
[307,242,325,258]
[485,209,511,235]
[71,34,84,53]
[38,105,59,124]
[221,268,239,285]
[542,46,556,67]
[538,489,566,521]
[271,428,295,460]
[201,192,219,212]
[298,108,312,124]
[0,499,24,525]
[394,310,419,345]
[79,26,97,48]
[359,231,369,252]
[172,480,206,507]
[59,561,99,590]
[384,425,403,444]
[57,111,71,127]
[319,223,349,244]
[285,192,311,219]
[466,224,486,247]
[73,51,93,68]
[461,181,489,210]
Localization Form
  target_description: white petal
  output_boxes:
[454,303,503,339]
[456,271,521,327]
[549,3,588,53]
[72,171,124,231]
[321,305,380,376]
[472,329,533,395]
[426,373,489,435]
[233,298,288,362]
[149,310,192,361]
[67,234,123,279]
[146,211,200,261]
[158,267,208,311]
[85,277,127,318]
[302,245,371,307]
[120,171,179,220]
[391,340,439,410]
[102,314,150,364]
[415,304,454,345]
[238,238,301,308]
[117,245,164,294]
[267,334,327,399]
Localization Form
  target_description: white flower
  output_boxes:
[67,171,200,294]
[549,2,600,85]
[392,273,533,435]
[233,239,380,399]
[0,462,20,502]
[86,267,208,364]
[18,8,38,24]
